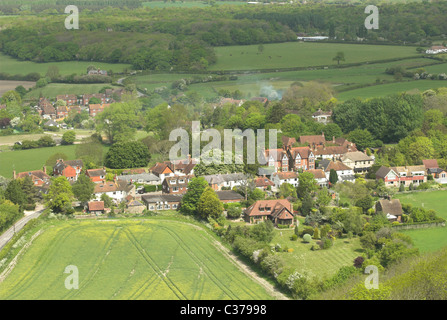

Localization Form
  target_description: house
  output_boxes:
[299,133,326,147]
[149,162,175,183]
[375,199,403,223]
[307,169,329,187]
[43,119,59,128]
[271,171,299,189]
[430,168,447,184]
[126,199,146,214]
[88,201,105,215]
[287,146,315,171]
[14,169,51,187]
[83,93,109,106]
[53,159,83,182]
[88,69,108,76]
[56,94,78,106]
[254,176,275,190]
[86,168,107,183]
[141,194,183,211]
[41,105,56,119]
[89,104,111,117]
[202,173,247,191]
[56,105,69,119]
[318,159,355,182]
[264,148,290,172]
[426,46,447,54]
[93,180,135,203]
[219,98,244,107]
[117,173,161,185]
[162,175,193,194]
[375,165,426,187]
[244,199,295,226]
[312,109,332,124]
[341,151,374,174]
[215,190,244,204]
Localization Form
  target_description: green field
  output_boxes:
[142,1,246,8]
[210,42,420,71]
[336,80,447,101]
[0,53,132,77]
[24,83,122,100]
[0,219,275,300]
[395,190,447,253]
[0,144,109,179]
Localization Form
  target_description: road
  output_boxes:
[117,77,145,97]
[0,204,45,251]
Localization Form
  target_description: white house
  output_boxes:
[93,180,135,203]
[318,159,355,183]
[271,171,299,190]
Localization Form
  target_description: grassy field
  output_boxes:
[394,189,447,253]
[336,80,447,101]
[0,144,109,178]
[0,219,275,300]
[142,1,246,8]
[0,53,132,77]
[24,83,122,100]
[209,42,420,71]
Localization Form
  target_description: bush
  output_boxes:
[320,237,333,250]
[290,234,298,241]
[303,234,312,243]
[301,227,314,237]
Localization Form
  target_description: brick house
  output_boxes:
[53,159,83,182]
[244,199,295,226]
[88,201,105,214]
[375,165,426,187]
[341,151,375,174]
[86,168,107,183]
[14,169,51,187]
[162,175,193,194]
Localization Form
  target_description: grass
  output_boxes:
[0,53,132,77]
[394,189,447,253]
[24,83,122,100]
[270,226,362,280]
[209,42,420,71]
[0,144,109,178]
[142,1,246,8]
[336,80,447,101]
[0,219,275,300]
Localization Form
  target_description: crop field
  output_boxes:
[0,80,35,97]
[0,53,132,77]
[395,190,447,253]
[209,42,420,71]
[0,219,275,300]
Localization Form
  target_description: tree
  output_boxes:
[101,193,113,208]
[20,176,39,209]
[61,130,76,145]
[355,195,373,214]
[329,169,338,187]
[72,174,95,206]
[0,201,22,232]
[45,153,68,167]
[5,179,26,209]
[197,187,223,220]
[297,172,318,200]
[348,129,374,151]
[104,141,151,169]
[279,183,297,199]
[333,52,345,65]
[316,187,331,207]
[180,177,209,215]
[38,135,55,148]
[44,176,74,214]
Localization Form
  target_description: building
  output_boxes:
[117,173,161,185]
[149,162,175,183]
[307,169,328,187]
[93,180,135,203]
[53,159,83,182]
[202,173,247,191]
[14,169,51,187]
[341,151,374,174]
[375,165,426,187]
[244,199,295,226]
[141,194,183,211]
[426,46,447,54]
[126,199,146,214]
[375,199,403,222]
[86,168,107,183]
[215,190,244,204]
[254,176,275,191]
[271,171,299,189]
[88,201,105,215]
[318,159,355,182]
[312,109,332,124]
[162,175,193,194]
[89,104,111,117]
[56,94,78,106]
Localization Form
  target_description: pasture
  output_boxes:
[0,219,275,300]
[395,189,447,253]
[24,83,122,100]
[0,53,132,77]
[209,42,420,71]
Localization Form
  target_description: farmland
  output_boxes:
[0,53,132,77]
[0,80,35,97]
[395,190,447,253]
[24,83,122,100]
[0,219,276,300]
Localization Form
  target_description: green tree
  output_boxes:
[180,177,209,215]
[0,201,22,231]
[355,195,373,214]
[316,187,331,208]
[297,172,318,200]
[61,130,76,145]
[5,179,26,209]
[72,174,95,206]
[333,52,345,65]
[44,176,74,214]
[104,141,151,169]
[197,187,223,220]
[329,169,338,186]
[348,129,374,151]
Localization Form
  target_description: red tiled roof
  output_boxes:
[422,159,439,169]
[88,201,104,211]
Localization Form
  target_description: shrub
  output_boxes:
[301,227,314,237]
[321,237,333,250]
[303,234,312,243]
[353,256,365,268]
[290,234,298,241]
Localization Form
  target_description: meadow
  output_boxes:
[0,144,109,178]
[209,42,420,71]
[0,53,132,77]
[395,189,447,253]
[0,219,275,300]
[24,83,122,100]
